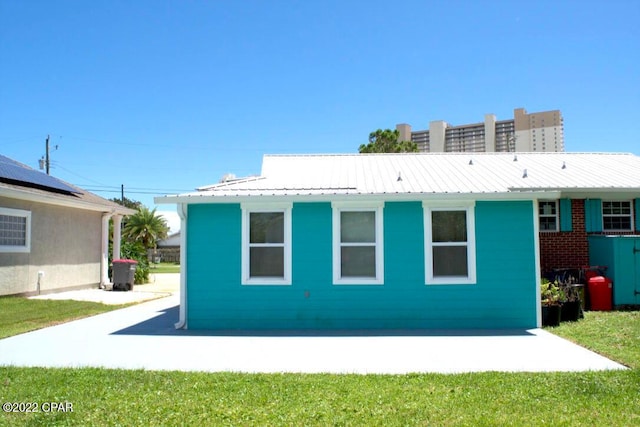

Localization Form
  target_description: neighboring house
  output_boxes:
[156,152,640,331]
[0,154,134,296]
[158,231,181,248]
[154,231,181,263]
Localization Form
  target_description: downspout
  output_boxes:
[100,212,113,288]
[533,199,542,328]
[175,203,188,329]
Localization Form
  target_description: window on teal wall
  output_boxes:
[241,203,292,285]
[602,200,633,231]
[539,200,558,232]
[332,202,384,285]
[423,202,476,285]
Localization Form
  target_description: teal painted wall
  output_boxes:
[185,200,538,330]
[186,204,241,329]
[588,236,640,306]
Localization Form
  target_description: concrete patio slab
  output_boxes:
[0,295,627,374]
[28,273,179,305]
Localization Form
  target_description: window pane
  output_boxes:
[341,246,376,277]
[0,215,27,246]
[604,216,632,231]
[432,211,467,242]
[433,246,468,277]
[540,217,557,231]
[250,212,284,243]
[340,211,375,243]
[539,201,556,216]
[603,201,631,215]
[250,247,284,277]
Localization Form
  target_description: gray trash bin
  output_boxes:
[112,259,137,291]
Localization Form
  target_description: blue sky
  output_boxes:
[1,0,639,227]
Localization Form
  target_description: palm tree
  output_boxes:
[123,206,169,249]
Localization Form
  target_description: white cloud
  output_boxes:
[157,210,181,234]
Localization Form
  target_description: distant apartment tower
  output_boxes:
[397,108,564,153]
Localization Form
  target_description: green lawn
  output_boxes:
[149,262,180,274]
[0,368,638,426]
[0,301,638,426]
[0,297,128,339]
[550,310,640,369]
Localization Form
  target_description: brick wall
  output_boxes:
[539,199,640,275]
[539,199,589,274]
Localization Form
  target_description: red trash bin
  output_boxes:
[587,276,612,311]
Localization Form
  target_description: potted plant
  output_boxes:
[560,281,584,322]
[541,279,563,327]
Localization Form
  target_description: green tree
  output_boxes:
[110,196,142,210]
[358,129,418,153]
[123,206,169,250]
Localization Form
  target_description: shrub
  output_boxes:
[119,241,150,284]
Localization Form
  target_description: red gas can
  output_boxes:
[587,276,613,311]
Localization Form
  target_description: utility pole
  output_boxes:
[45,135,50,175]
[39,135,57,175]
[121,184,125,204]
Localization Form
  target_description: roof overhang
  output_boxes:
[1,186,135,215]
[155,190,563,205]
[511,187,640,200]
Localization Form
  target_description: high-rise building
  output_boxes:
[397,108,564,153]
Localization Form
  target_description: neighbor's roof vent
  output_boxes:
[220,173,237,183]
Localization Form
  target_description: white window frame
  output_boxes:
[332,201,384,285]
[602,200,634,232]
[0,207,31,253]
[241,202,292,285]
[423,201,476,285]
[539,200,559,232]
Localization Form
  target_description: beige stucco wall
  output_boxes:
[0,197,102,296]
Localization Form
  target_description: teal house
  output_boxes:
[156,152,640,331]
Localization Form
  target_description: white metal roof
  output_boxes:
[156,152,640,203]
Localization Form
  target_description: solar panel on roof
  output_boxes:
[0,155,82,195]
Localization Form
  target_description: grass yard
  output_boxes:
[0,297,128,339]
[551,310,640,369]
[0,368,638,426]
[149,262,180,274]
[0,302,638,425]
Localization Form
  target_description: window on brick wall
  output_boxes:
[602,201,633,231]
[539,201,558,232]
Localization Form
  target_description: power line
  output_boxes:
[78,184,193,192]
[59,135,215,150]
[83,188,191,195]
[52,163,112,187]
